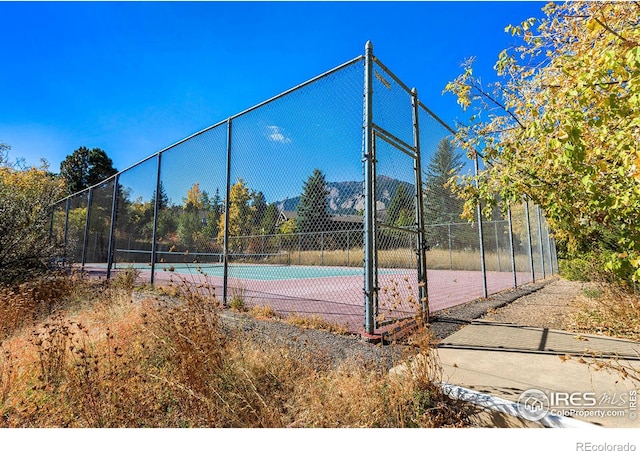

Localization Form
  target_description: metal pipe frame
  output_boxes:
[81,189,93,268]
[473,153,488,298]
[106,174,120,280]
[222,118,233,307]
[537,205,547,279]
[524,200,535,282]
[411,87,430,321]
[363,41,377,335]
[150,155,162,285]
[371,56,413,95]
[507,204,517,288]
[63,197,70,248]
[372,125,415,158]
[545,219,554,276]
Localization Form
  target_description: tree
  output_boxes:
[178,183,215,250]
[217,179,252,249]
[250,191,268,235]
[202,188,223,241]
[185,182,205,210]
[386,184,414,228]
[260,203,280,236]
[424,138,465,226]
[151,181,170,211]
[59,147,117,194]
[0,145,66,283]
[444,2,640,283]
[296,169,331,235]
[177,209,202,250]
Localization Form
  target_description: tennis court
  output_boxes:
[54,42,558,337]
[86,259,528,334]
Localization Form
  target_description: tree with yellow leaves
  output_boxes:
[0,144,66,283]
[217,179,253,251]
[445,1,640,283]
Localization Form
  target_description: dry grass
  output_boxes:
[558,279,640,388]
[568,282,640,342]
[289,247,528,272]
[284,314,349,335]
[0,272,475,428]
[248,304,282,320]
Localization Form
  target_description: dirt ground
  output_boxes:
[479,277,591,330]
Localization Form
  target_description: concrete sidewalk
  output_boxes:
[436,321,640,428]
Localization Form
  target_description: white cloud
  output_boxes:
[266,125,291,144]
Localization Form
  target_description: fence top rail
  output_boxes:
[372,55,413,96]
[417,100,457,136]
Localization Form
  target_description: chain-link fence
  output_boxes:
[49,42,558,336]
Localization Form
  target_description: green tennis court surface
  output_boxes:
[114,263,406,281]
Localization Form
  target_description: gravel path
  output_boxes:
[479,278,588,329]
[428,278,563,340]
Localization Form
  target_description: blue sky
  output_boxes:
[1,1,547,201]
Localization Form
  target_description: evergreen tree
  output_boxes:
[260,203,279,235]
[386,184,414,228]
[423,138,465,226]
[151,181,170,210]
[296,169,331,235]
[202,188,223,240]
[423,138,466,249]
[250,191,268,234]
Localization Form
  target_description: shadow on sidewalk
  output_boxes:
[437,321,640,360]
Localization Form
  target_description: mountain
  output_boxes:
[276,175,414,215]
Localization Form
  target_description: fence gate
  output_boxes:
[362,42,429,335]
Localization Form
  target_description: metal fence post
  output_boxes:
[494,221,501,272]
[411,87,429,320]
[106,174,119,279]
[448,224,453,270]
[507,204,517,288]
[222,118,233,306]
[474,154,488,298]
[363,41,377,335]
[545,219,554,276]
[552,237,559,273]
[537,205,546,279]
[150,154,162,286]
[347,230,350,267]
[524,200,535,282]
[63,197,70,248]
[81,189,93,269]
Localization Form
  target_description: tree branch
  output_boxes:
[593,17,635,45]
[470,80,526,129]
[543,79,632,89]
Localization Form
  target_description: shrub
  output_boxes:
[0,148,66,284]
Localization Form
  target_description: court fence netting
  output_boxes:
[49,41,558,337]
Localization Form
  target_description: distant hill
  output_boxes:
[276,175,414,215]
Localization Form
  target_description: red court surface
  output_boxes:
[86,263,532,335]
